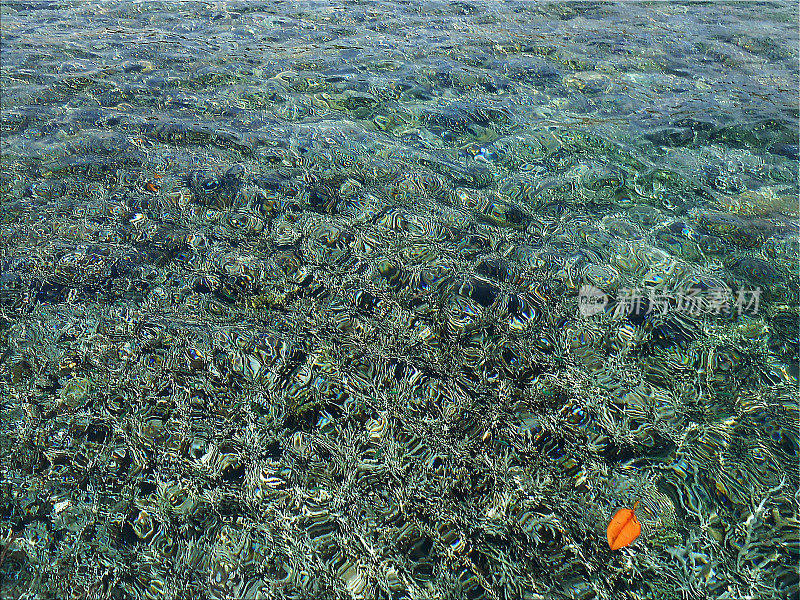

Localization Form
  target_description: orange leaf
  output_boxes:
[607,502,641,550]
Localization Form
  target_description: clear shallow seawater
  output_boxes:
[0,1,798,599]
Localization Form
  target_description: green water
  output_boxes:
[0,1,798,598]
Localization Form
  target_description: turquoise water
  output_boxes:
[1,1,798,599]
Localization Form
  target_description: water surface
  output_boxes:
[1,2,798,599]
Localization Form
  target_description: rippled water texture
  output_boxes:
[1,1,798,599]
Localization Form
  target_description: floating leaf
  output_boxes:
[607,501,641,550]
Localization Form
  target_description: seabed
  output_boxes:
[0,1,798,599]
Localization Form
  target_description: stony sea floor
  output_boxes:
[1,1,798,599]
